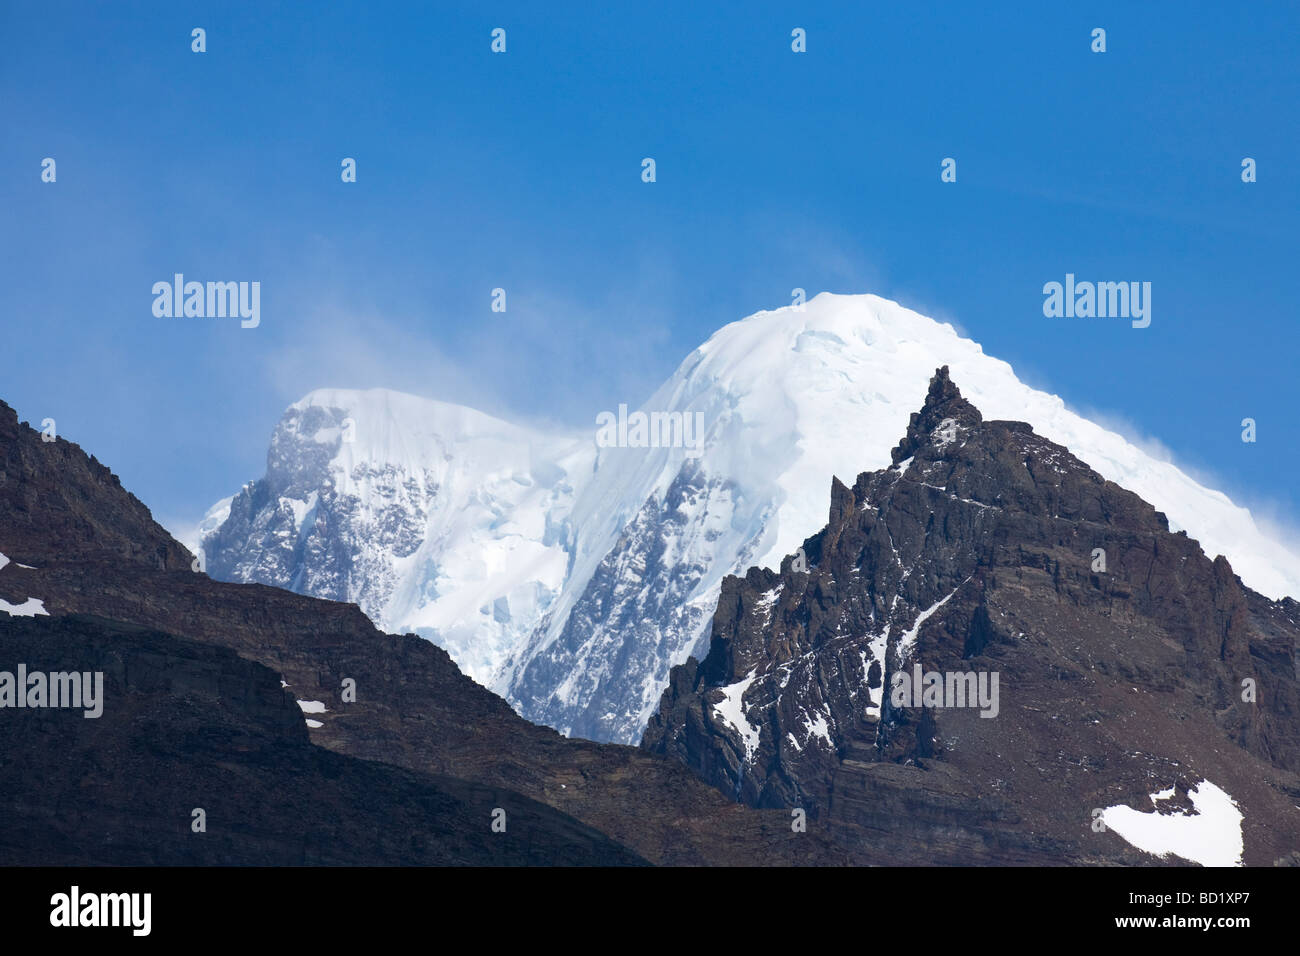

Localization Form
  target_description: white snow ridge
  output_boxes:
[200,292,1300,743]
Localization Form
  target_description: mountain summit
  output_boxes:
[889,365,983,464]
[199,387,584,683]
[641,369,1300,865]
[198,293,1300,744]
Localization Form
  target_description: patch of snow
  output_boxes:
[804,709,833,749]
[863,628,890,719]
[1101,780,1244,867]
[0,597,48,617]
[296,699,328,714]
[895,577,970,661]
[713,672,762,762]
[753,586,782,624]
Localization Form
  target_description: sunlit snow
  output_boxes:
[713,672,762,762]
[200,292,1300,743]
[0,597,48,617]
[896,578,970,662]
[1101,780,1244,867]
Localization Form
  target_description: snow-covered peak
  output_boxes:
[203,291,1300,746]
[290,386,540,449]
[654,292,1300,601]
[503,291,1299,741]
[280,387,574,497]
[203,386,593,685]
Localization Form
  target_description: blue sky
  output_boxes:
[2,1,1297,540]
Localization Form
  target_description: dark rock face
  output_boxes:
[642,367,1300,865]
[0,399,847,866]
[0,615,642,866]
[0,402,191,573]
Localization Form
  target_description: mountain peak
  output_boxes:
[198,296,1300,750]
[889,366,984,464]
[642,369,1300,865]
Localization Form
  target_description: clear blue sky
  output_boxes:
[2,1,1297,540]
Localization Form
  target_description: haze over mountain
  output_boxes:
[198,293,1300,744]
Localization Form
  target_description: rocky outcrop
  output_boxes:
[0,402,191,572]
[642,368,1300,865]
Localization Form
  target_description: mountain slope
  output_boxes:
[199,293,1300,744]
[200,388,589,684]
[0,397,848,866]
[641,368,1300,865]
[510,293,1300,742]
[0,614,644,866]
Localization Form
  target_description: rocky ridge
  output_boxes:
[642,368,1300,866]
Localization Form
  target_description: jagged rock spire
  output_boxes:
[889,366,983,464]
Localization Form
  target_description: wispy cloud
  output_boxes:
[255,283,678,433]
